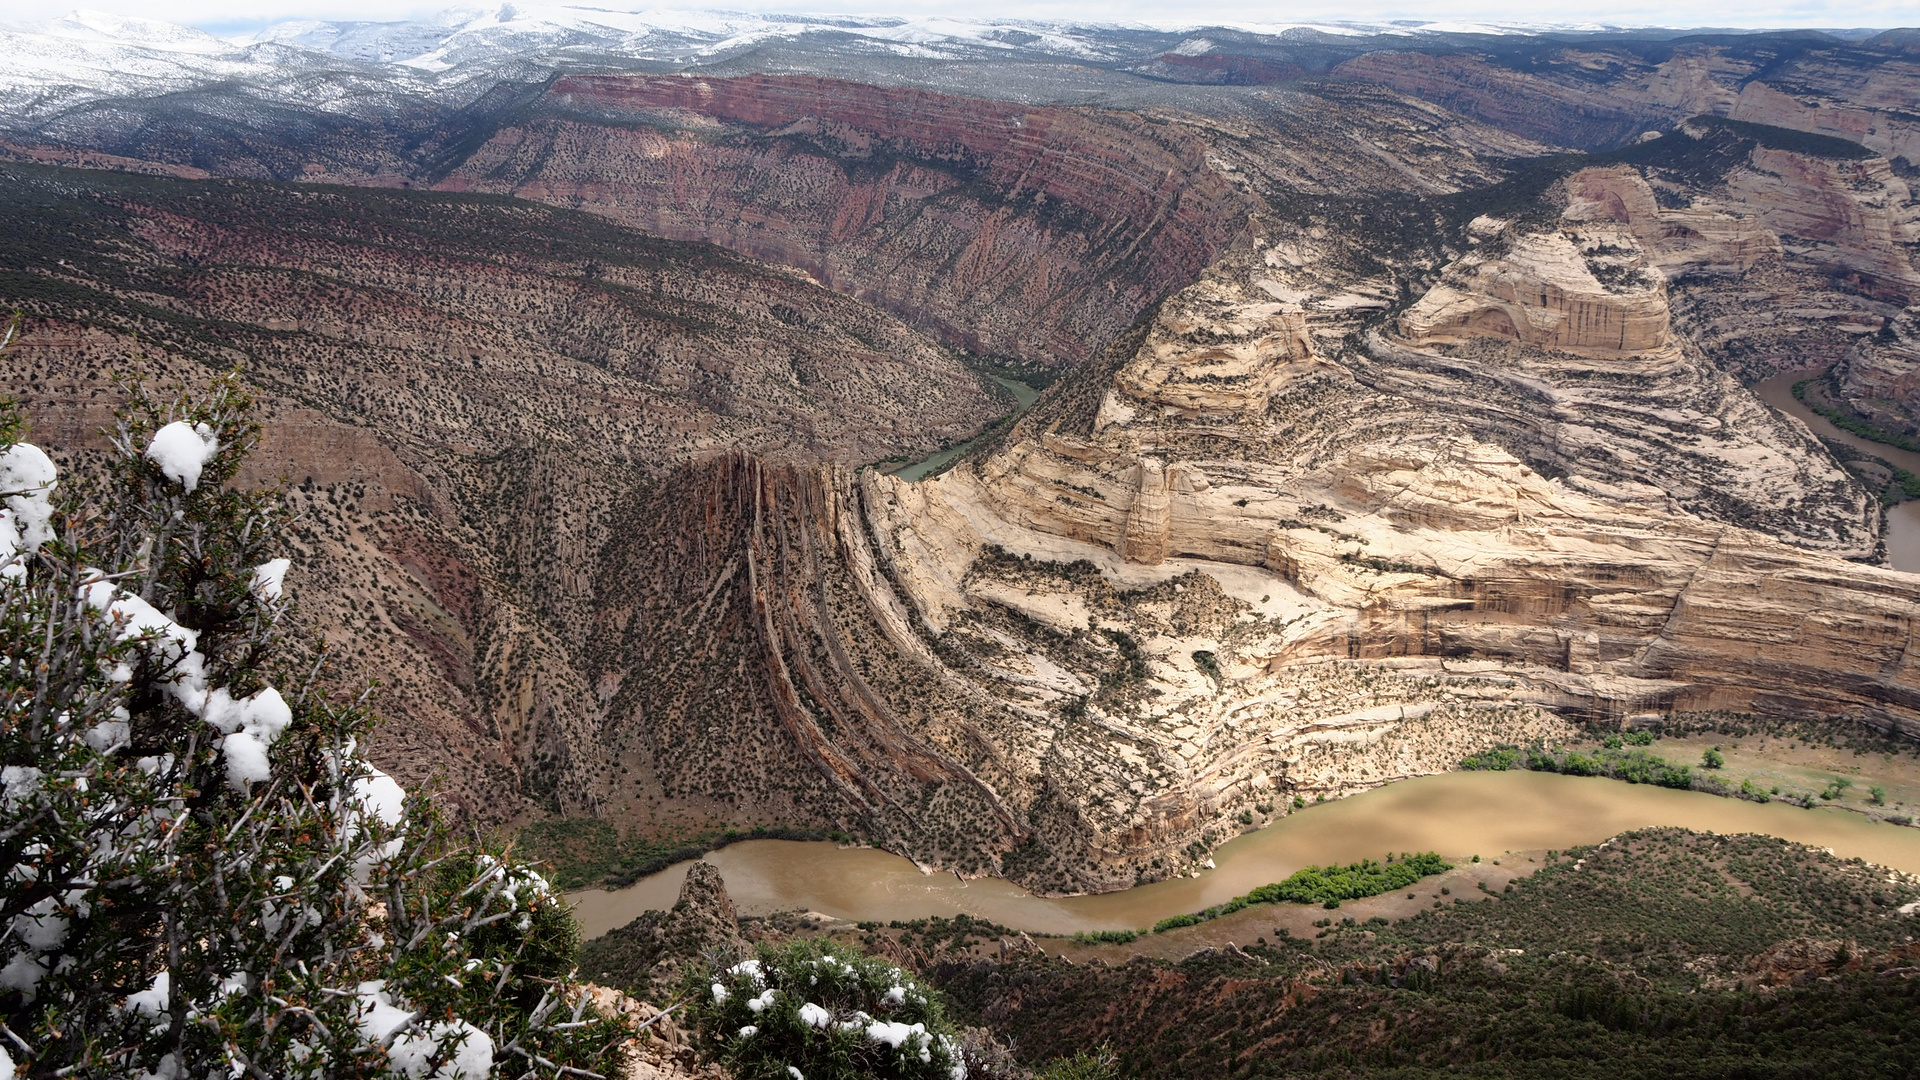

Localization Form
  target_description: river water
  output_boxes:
[1752,370,1920,572]
[885,374,1041,482]
[566,770,1920,939]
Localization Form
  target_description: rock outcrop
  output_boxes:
[579,863,747,1001]
[1397,229,1674,356]
[1560,164,1779,279]
[1834,316,1920,437]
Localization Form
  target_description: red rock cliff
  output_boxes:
[437,74,1254,366]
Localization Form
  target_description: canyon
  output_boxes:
[592,154,1916,894]
[3,21,1920,896]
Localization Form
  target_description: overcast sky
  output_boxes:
[8,0,1916,35]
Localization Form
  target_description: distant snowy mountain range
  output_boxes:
[0,6,1878,125]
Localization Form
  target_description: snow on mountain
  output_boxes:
[0,6,1803,132]
[234,6,1159,71]
[40,9,234,51]
[0,9,443,126]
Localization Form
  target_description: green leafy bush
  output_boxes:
[1148,852,1455,933]
[1460,746,1519,771]
[688,939,966,1080]
[1247,854,1455,907]
[1035,1047,1119,1080]
[1072,929,1142,945]
[1190,650,1220,679]
[1465,743,1691,789]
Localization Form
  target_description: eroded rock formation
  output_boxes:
[582,172,1915,894]
[1397,229,1674,355]
[579,863,746,1000]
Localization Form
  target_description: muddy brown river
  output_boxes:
[1752,369,1920,572]
[567,770,1920,939]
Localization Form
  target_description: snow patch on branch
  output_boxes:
[249,558,289,602]
[144,422,219,492]
[122,970,171,1031]
[0,441,55,581]
[355,981,495,1079]
[81,575,294,790]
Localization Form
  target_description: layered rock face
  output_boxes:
[577,166,1916,894]
[1397,230,1675,355]
[1834,315,1920,438]
[1727,74,1920,167]
[1560,164,1779,279]
[1720,147,1920,302]
[845,236,1911,889]
[431,74,1254,367]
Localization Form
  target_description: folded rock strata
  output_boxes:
[584,196,1915,894]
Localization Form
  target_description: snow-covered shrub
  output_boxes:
[689,939,967,1080]
[0,369,626,1079]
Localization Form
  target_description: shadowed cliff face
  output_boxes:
[429,74,1255,367]
[0,162,1005,821]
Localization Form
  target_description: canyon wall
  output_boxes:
[429,74,1255,367]
[1333,38,1920,158]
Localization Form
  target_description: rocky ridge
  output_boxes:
[427,74,1250,368]
[1332,35,1920,158]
